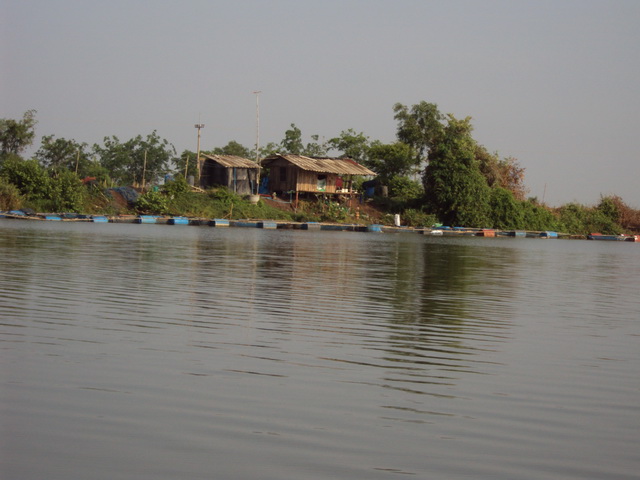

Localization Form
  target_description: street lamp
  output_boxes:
[194,123,205,186]
[253,91,261,195]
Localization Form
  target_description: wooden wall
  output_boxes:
[296,170,338,193]
[266,159,344,193]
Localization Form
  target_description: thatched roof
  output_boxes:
[262,154,375,176]
[202,154,260,169]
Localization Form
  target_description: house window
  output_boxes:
[317,175,327,192]
[279,167,287,182]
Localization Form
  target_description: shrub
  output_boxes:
[162,176,191,198]
[135,190,170,215]
[556,203,587,233]
[208,187,243,205]
[521,201,559,231]
[49,168,87,212]
[387,175,424,200]
[0,178,22,210]
[605,196,640,232]
[0,156,51,199]
[402,208,436,227]
[587,210,623,235]
[81,162,113,187]
[321,201,349,222]
[489,187,525,229]
[555,202,622,235]
[597,196,620,223]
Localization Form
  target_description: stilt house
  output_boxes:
[200,154,260,195]
[261,154,375,198]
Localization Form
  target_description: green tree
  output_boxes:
[0,155,88,211]
[556,202,622,235]
[0,110,38,157]
[556,203,587,233]
[94,131,176,186]
[35,135,91,173]
[521,200,558,231]
[387,175,424,200]
[279,123,304,154]
[423,115,491,227]
[276,124,326,156]
[597,195,640,231]
[475,145,502,188]
[498,156,527,201]
[366,141,416,181]
[393,101,444,166]
[327,129,371,163]
[174,150,200,180]
[259,142,280,158]
[303,134,327,157]
[489,187,524,229]
[210,140,253,158]
[80,162,113,186]
[596,195,620,224]
[0,155,51,200]
[48,168,87,211]
[476,145,528,201]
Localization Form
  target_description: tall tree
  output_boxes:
[35,135,91,173]
[0,110,38,157]
[209,140,252,158]
[497,156,527,201]
[489,187,525,229]
[279,123,304,154]
[475,145,528,201]
[423,115,490,227]
[393,101,444,166]
[276,124,326,156]
[327,129,371,163]
[259,142,280,158]
[366,141,416,182]
[94,131,176,186]
[303,134,327,157]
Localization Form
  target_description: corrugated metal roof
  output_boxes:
[262,154,375,176]
[202,154,260,169]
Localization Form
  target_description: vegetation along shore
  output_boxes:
[1,103,639,236]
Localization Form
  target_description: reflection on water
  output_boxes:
[1,220,639,480]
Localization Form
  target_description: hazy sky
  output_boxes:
[2,0,639,207]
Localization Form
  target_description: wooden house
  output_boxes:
[261,154,375,198]
[200,154,260,195]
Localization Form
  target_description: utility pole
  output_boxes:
[142,149,147,190]
[194,122,205,186]
[253,91,261,195]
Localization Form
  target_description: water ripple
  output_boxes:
[2,221,639,480]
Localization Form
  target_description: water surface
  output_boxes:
[1,220,639,479]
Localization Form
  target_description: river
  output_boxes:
[1,219,639,479]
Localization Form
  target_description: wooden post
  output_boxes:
[142,150,147,190]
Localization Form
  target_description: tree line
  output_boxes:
[1,104,638,233]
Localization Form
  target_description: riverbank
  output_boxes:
[3,209,639,241]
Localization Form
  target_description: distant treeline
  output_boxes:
[1,107,638,233]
